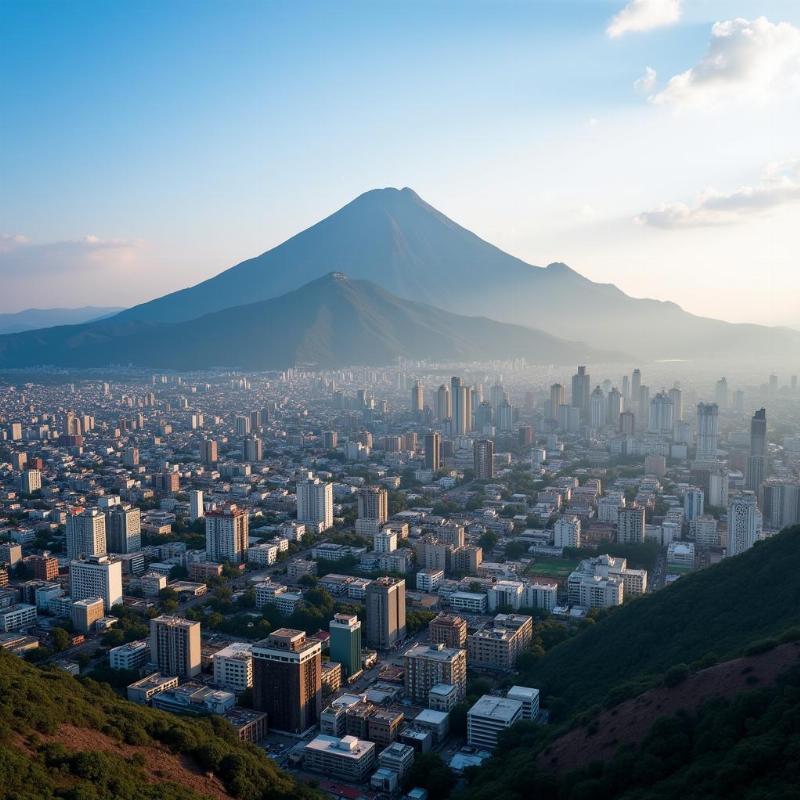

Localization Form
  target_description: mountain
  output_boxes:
[0,306,124,334]
[0,273,618,370]
[113,187,800,360]
[0,650,318,800]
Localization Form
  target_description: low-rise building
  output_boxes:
[127,673,179,704]
[303,735,376,782]
[109,639,149,671]
[467,695,523,750]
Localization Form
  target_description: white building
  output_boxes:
[109,639,150,671]
[70,555,123,612]
[523,580,557,611]
[449,591,487,614]
[487,580,524,612]
[189,490,204,522]
[373,529,398,554]
[0,603,37,632]
[467,695,523,750]
[667,541,695,570]
[297,476,334,531]
[554,515,581,549]
[66,507,107,560]
[212,642,253,692]
[416,568,444,593]
[728,492,759,556]
[506,686,540,720]
[247,542,279,566]
[304,735,376,782]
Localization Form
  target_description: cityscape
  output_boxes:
[2,2,799,800]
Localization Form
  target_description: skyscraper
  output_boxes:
[607,388,622,426]
[150,615,202,678]
[410,381,424,414]
[631,369,641,409]
[253,628,322,734]
[106,504,142,554]
[684,488,704,521]
[669,386,683,422]
[329,613,362,679]
[571,366,590,422]
[728,492,759,556]
[715,377,729,410]
[70,555,123,612]
[549,383,565,420]
[205,503,249,564]
[746,408,767,492]
[189,489,204,522]
[365,577,406,650]
[451,377,472,435]
[243,435,263,462]
[356,486,388,535]
[473,439,494,480]
[66,507,107,561]
[297,475,334,530]
[649,391,674,434]
[696,403,719,461]
[617,507,645,545]
[436,384,451,422]
[589,386,605,430]
[202,438,218,466]
[424,432,441,472]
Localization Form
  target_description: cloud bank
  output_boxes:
[607,0,682,38]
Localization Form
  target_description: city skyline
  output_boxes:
[2,0,799,325]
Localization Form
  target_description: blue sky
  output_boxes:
[2,0,799,324]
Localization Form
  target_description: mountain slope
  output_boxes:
[0,306,124,334]
[0,273,618,370]
[0,650,318,800]
[113,187,800,360]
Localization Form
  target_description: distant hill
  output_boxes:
[0,272,619,370]
[112,187,800,360]
[0,650,318,800]
[0,306,124,334]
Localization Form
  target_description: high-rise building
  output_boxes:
[617,506,645,544]
[297,475,334,530]
[123,447,140,467]
[649,391,674,434]
[631,369,642,409]
[424,432,441,472]
[357,487,388,525]
[571,366,590,422]
[189,489,204,522]
[496,400,514,432]
[715,377,729,410]
[429,613,467,649]
[150,615,202,678]
[728,492,759,556]
[205,503,249,564]
[589,386,605,430]
[473,439,494,481]
[669,386,683,422]
[66,507,107,560]
[696,403,719,461]
[202,439,218,466]
[554,515,581,549]
[549,384,565,420]
[235,415,251,436]
[403,642,467,704]
[762,480,800,530]
[69,555,122,612]
[30,552,59,581]
[253,628,322,734]
[153,471,179,494]
[244,435,263,462]
[638,385,650,430]
[619,410,635,435]
[606,388,622,426]
[329,613,362,679]
[106,504,142,554]
[746,408,767,492]
[684,488,704,521]
[451,377,472,435]
[20,469,42,495]
[436,384,451,422]
[365,577,406,650]
[410,381,424,414]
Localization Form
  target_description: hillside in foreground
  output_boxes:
[0,651,319,800]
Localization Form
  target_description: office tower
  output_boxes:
[235,415,251,436]
[424,432,441,472]
[715,377,729,409]
[435,384,451,422]
[20,469,41,495]
[403,643,467,704]
[631,369,641,405]
[489,383,506,414]
[451,377,472,435]
[357,487,388,525]
[123,447,140,467]
[205,503,249,564]
[106,504,142,554]
[202,438,218,466]
[297,475,334,530]
[669,386,683,422]
[554,515,581,548]
[762,480,800,530]
[728,492,758,556]
[696,402,719,461]
[253,628,322,734]
[410,381,424,414]
[189,489,204,522]
[619,410,635,435]
[475,401,493,430]
[549,383,565,420]
[243,435,263,462]
[607,388,622,426]
[621,374,630,403]
[150,615,202,678]
[617,506,645,544]
[589,386,605,430]
[638,385,650,430]
[66,507,107,560]
[571,366,590,421]
[323,431,338,449]
[473,439,494,480]
[684,488,704,521]
[649,391,674,434]
[496,399,513,432]
[250,410,261,431]
[746,408,767,492]
[329,613,362,679]
[365,577,406,650]
[769,374,779,395]
[70,555,122,611]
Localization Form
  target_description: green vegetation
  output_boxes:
[0,650,320,800]
[521,527,800,718]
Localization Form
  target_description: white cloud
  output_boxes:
[651,17,800,107]
[607,0,681,38]
[636,160,800,228]
[634,66,657,94]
